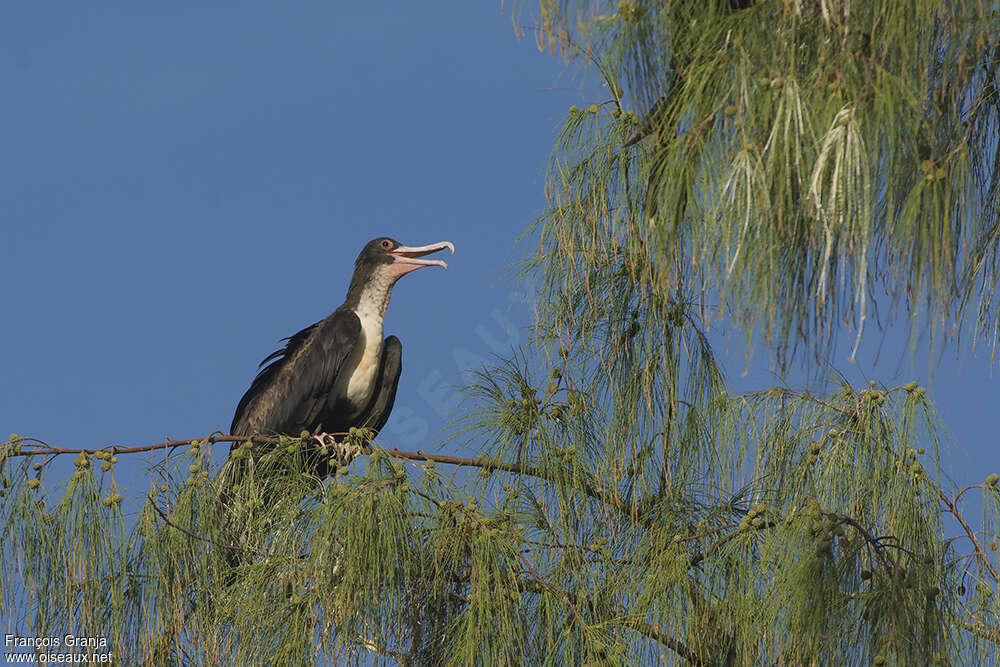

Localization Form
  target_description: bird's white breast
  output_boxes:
[342,297,384,415]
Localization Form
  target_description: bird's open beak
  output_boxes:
[389,241,455,270]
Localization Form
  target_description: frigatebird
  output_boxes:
[228,237,454,471]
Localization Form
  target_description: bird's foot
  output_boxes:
[312,433,362,465]
[312,433,336,449]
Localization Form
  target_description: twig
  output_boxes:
[688,522,766,569]
[352,634,406,661]
[516,553,595,658]
[621,618,704,666]
[935,485,999,583]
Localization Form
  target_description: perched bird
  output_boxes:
[228,237,454,473]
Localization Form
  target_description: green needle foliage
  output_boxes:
[521,0,1000,366]
[3,2,1000,664]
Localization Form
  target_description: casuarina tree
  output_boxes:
[3,1,999,664]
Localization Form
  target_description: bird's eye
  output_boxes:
[381,240,392,249]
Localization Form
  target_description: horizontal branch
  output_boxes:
[2,434,628,515]
[2,433,299,458]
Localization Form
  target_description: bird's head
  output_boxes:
[346,238,455,310]
[356,237,454,279]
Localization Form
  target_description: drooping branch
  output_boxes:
[622,618,704,667]
[513,572,704,665]
[381,447,627,513]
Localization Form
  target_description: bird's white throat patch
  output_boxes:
[340,276,392,415]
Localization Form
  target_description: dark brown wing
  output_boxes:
[360,335,402,434]
[230,308,361,445]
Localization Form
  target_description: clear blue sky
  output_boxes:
[1,2,995,515]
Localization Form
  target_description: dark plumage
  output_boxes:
[228,237,454,471]
[230,317,400,441]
